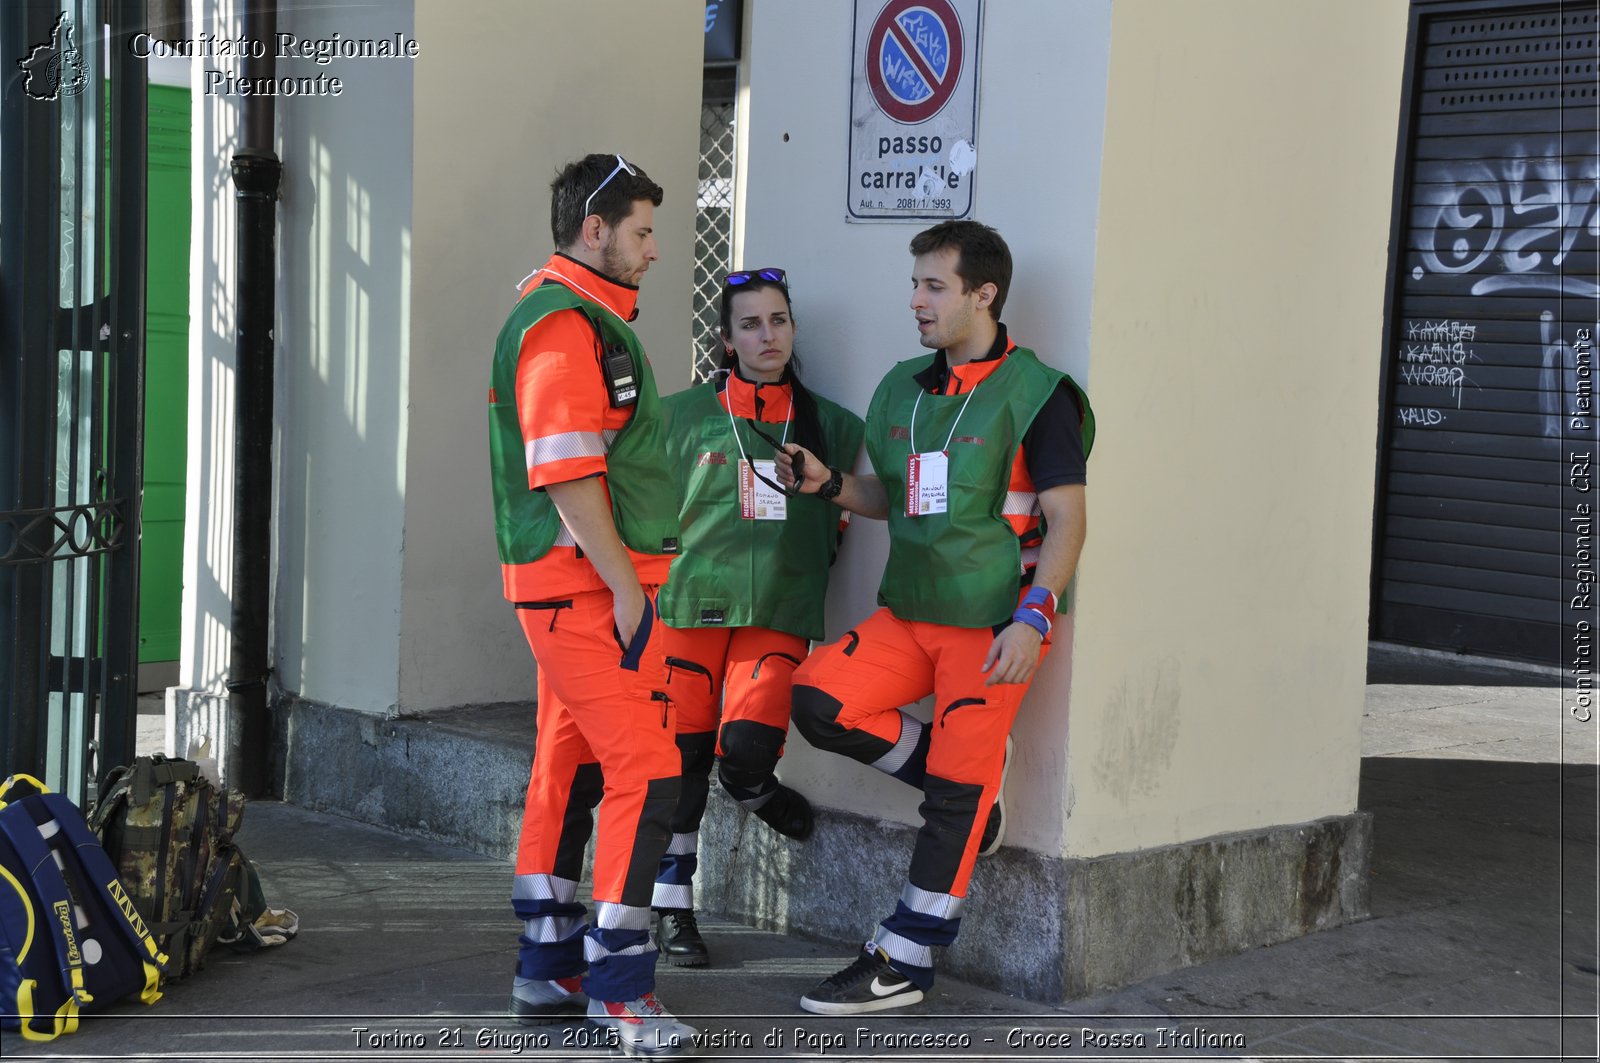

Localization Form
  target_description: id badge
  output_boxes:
[905,451,948,516]
[739,460,787,521]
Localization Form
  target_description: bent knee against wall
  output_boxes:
[791,684,846,748]
[718,719,786,786]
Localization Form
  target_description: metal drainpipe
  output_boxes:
[227,0,281,798]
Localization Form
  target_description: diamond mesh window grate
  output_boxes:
[693,99,736,383]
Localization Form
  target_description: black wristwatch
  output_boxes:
[818,466,844,501]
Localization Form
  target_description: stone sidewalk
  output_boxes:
[11,643,1593,1061]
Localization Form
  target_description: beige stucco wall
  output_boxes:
[398,0,704,711]
[1063,0,1408,857]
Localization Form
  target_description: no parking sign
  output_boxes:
[848,0,982,222]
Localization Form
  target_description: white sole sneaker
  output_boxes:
[799,984,925,1015]
[798,946,927,1015]
[978,734,1013,857]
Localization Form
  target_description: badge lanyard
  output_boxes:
[905,380,978,518]
[723,372,792,520]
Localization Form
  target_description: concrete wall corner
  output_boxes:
[701,803,1372,1002]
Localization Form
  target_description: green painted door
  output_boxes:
[139,83,189,666]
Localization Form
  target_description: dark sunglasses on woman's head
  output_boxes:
[725,267,787,288]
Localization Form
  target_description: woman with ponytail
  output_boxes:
[650,269,865,967]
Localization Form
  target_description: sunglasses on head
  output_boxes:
[725,267,788,288]
[583,154,637,219]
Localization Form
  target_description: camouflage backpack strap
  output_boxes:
[130,756,201,808]
[172,785,251,973]
[89,756,199,833]
[92,764,177,865]
[87,766,132,834]
[188,840,245,952]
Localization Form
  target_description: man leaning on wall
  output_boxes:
[778,219,1094,1014]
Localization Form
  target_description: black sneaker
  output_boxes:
[654,909,709,967]
[978,735,1013,857]
[752,783,814,840]
[799,946,924,1014]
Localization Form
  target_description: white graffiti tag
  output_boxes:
[1416,142,1600,298]
[1399,320,1478,414]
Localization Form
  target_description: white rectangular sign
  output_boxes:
[847,0,982,222]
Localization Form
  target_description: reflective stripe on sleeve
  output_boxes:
[526,431,607,471]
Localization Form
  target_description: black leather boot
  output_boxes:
[654,908,709,967]
[751,783,814,841]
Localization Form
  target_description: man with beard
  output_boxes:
[487,153,694,1057]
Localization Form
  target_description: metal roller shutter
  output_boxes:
[1375,0,1598,663]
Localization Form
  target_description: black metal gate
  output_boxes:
[1,0,147,806]
[693,65,737,383]
[1374,0,1599,663]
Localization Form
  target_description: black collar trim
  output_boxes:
[553,250,640,292]
[912,323,1009,392]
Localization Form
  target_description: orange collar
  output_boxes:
[521,252,640,322]
[720,369,794,422]
[928,337,1018,395]
[944,351,1005,394]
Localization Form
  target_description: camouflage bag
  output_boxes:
[87,756,256,980]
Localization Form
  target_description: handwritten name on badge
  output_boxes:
[740,460,786,520]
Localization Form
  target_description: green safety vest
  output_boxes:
[487,284,681,566]
[657,381,865,639]
[865,346,1094,628]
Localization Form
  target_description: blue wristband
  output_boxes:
[1011,607,1050,639]
[1022,586,1056,613]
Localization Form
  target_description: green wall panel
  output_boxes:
[139,82,189,665]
